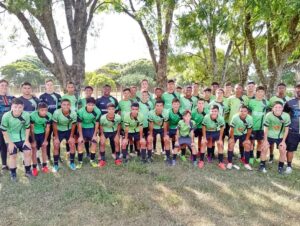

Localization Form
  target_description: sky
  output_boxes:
[0,12,151,71]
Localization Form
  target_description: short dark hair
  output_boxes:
[21,82,32,87]
[247,81,255,85]
[141,79,148,83]
[176,86,182,90]
[167,79,175,84]
[86,97,96,105]
[224,82,232,87]
[45,78,54,84]
[84,86,93,91]
[131,102,139,108]
[155,87,163,91]
[107,103,115,109]
[12,98,23,105]
[256,86,265,92]
[273,101,283,107]
[172,98,180,103]
[198,98,205,102]
[67,81,74,86]
[277,83,286,87]
[155,100,164,105]
[103,84,111,88]
[142,90,149,94]
[210,104,219,111]
[211,82,219,86]
[123,88,131,93]
[217,88,224,94]
[0,79,9,85]
[192,82,199,85]
[38,102,48,109]
[203,87,212,92]
[185,85,192,89]
[240,104,249,111]
[61,98,71,104]
[183,110,191,116]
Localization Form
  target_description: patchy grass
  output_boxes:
[0,143,300,226]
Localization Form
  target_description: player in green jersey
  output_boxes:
[191,98,206,161]
[136,79,155,104]
[147,100,170,164]
[224,82,233,98]
[99,103,122,167]
[162,79,181,110]
[52,99,77,172]
[210,82,220,100]
[77,97,101,169]
[176,86,183,95]
[130,86,140,102]
[259,101,291,174]
[248,86,268,164]
[61,82,78,112]
[192,82,200,100]
[209,88,229,117]
[201,105,226,170]
[173,110,197,166]
[227,105,253,170]
[121,102,145,163]
[180,86,197,112]
[119,88,133,117]
[154,87,163,103]
[30,103,52,176]
[78,86,93,109]
[246,81,256,99]
[1,98,32,181]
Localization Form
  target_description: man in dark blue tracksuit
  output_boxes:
[96,84,119,115]
[39,79,61,160]
[0,79,15,170]
[284,83,300,174]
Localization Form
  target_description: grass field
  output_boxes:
[0,143,300,226]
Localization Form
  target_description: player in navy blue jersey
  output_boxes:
[19,82,39,114]
[96,84,119,115]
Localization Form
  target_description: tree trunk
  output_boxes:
[221,40,233,84]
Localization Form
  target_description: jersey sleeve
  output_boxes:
[148,111,154,122]
[247,116,253,129]
[263,113,271,127]
[284,113,291,127]
[163,111,169,122]
[71,111,77,124]
[219,116,225,127]
[230,116,236,128]
[0,113,9,131]
[30,113,35,124]
[46,113,52,124]
[25,113,30,129]
[77,109,83,122]
[202,116,208,127]
[52,110,59,123]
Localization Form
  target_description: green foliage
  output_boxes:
[0,55,54,87]
[86,72,116,88]
[117,73,155,87]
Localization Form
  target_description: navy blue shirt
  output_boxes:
[284,98,300,134]
[96,96,119,115]
[0,95,15,122]
[19,96,40,114]
[39,92,61,114]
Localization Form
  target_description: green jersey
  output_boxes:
[268,96,290,108]
[248,98,269,131]
[202,114,225,132]
[30,111,52,134]
[77,107,101,129]
[264,112,291,139]
[169,109,184,129]
[230,114,253,136]
[61,94,78,112]
[177,120,196,137]
[227,95,249,123]
[138,100,154,128]
[78,98,87,109]
[100,113,121,133]
[203,99,211,114]
[52,109,77,131]
[148,109,169,130]
[1,111,30,143]
[136,90,155,104]
[123,112,144,133]
[162,92,181,110]
[180,96,197,111]
[208,99,229,117]
[191,108,206,129]
[119,99,132,117]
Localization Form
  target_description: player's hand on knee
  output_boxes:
[8,142,16,154]
[68,137,75,145]
[54,137,60,146]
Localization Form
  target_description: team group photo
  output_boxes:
[1,0,300,225]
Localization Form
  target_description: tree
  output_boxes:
[0,55,55,87]
[113,0,177,87]
[0,0,106,93]
[85,72,116,88]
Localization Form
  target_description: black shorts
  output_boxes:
[82,128,95,141]
[206,131,220,142]
[8,141,31,155]
[194,128,202,138]
[153,128,164,138]
[128,132,140,141]
[143,127,149,138]
[169,128,177,138]
[251,130,264,141]
[35,133,45,150]
[178,136,192,147]
[267,137,282,148]
[58,130,71,142]
[234,135,246,144]
[224,123,230,137]
[104,131,117,140]
[286,132,300,152]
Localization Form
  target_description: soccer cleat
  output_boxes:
[218,162,226,170]
[244,164,252,171]
[171,159,176,166]
[10,175,17,182]
[285,166,293,174]
[69,163,76,171]
[278,167,284,174]
[240,157,246,164]
[25,171,34,178]
[165,158,172,166]
[32,168,38,177]
[90,160,98,168]
[76,162,83,169]
[249,158,254,165]
[198,160,204,169]
[111,154,116,160]
[86,153,90,159]
[2,165,9,171]
[207,156,213,163]
[268,159,273,164]
[42,166,49,173]
[52,165,59,173]
[192,161,198,167]
[147,157,154,163]
[227,163,233,170]
[115,159,122,166]
[258,165,267,173]
[98,160,106,168]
